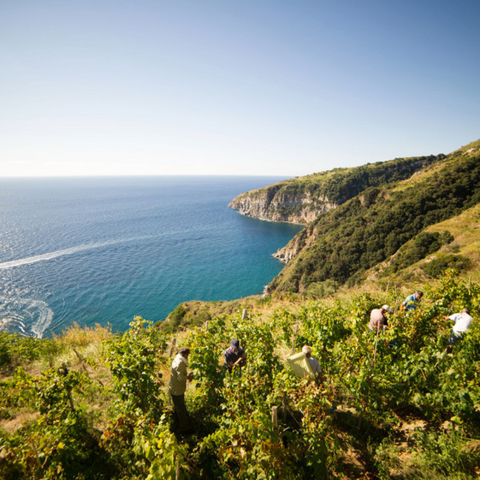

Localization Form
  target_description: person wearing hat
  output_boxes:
[368,305,390,332]
[224,339,247,373]
[169,347,194,433]
[302,345,323,383]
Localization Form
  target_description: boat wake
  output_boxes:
[0,243,108,270]
[0,296,54,338]
[0,236,156,271]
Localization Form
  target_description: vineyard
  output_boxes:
[0,269,479,479]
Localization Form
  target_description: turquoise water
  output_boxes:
[0,176,302,337]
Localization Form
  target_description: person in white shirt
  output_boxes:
[302,345,323,383]
[368,305,390,332]
[444,308,473,346]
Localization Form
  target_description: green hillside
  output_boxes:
[0,273,479,479]
[269,140,480,294]
[1,140,480,479]
[272,154,442,206]
[230,155,442,224]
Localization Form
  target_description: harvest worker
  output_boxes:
[302,345,323,382]
[444,308,473,346]
[224,339,247,373]
[368,305,390,332]
[401,291,423,311]
[169,347,194,434]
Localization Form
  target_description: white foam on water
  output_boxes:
[0,296,54,338]
[0,244,102,270]
[0,234,158,337]
[30,300,54,339]
[0,235,157,271]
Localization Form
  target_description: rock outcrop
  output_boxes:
[272,226,316,263]
[229,185,337,225]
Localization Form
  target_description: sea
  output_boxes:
[0,176,302,338]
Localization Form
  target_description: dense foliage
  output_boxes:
[295,155,442,205]
[0,271,479,479]
[270,152,480,293]
[387,231,454,274]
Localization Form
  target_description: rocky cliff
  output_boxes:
[230,155,441,227]
[272,224,317,263]
[229,184,338,225]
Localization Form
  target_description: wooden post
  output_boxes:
[169,337,177,357]
[371,324,380,370]
[291,323,299,355]
[385,280,390,300]
[176,457,181,480]
[242,309,247,320]
[357,408,364,429]
[271,406,278,429]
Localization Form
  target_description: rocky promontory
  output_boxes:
[229,183,337,225]
[230,155,443,268]
[230,155,439,227]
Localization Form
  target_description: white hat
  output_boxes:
[382,305,390,311]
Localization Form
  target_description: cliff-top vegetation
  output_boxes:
[230,154,443,224]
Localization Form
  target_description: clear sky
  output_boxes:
[1,0,479,177]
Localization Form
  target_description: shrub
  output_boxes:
[422,255,471,278]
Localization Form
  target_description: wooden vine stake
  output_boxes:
[357,407,364,429]
[291,323,299,355]
[242,309,247,320]
[169,337,177,358]
[175,456,181,480]
[371,325,380,370]
[272,406,278,429]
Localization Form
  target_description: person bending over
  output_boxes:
[224,339,247,373]
[302,345,323,383]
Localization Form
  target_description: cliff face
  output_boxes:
[229,187,337,225]
[230,153,448,283]
[272,225,316,263]
[230,155,442,227]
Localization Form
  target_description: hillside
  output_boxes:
[267,140,480,294]
[229,155,442,224]
[363,202,480,288]
[1,272,479,479]
[1,139,480,479]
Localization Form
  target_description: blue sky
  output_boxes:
[1,0,479,177]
